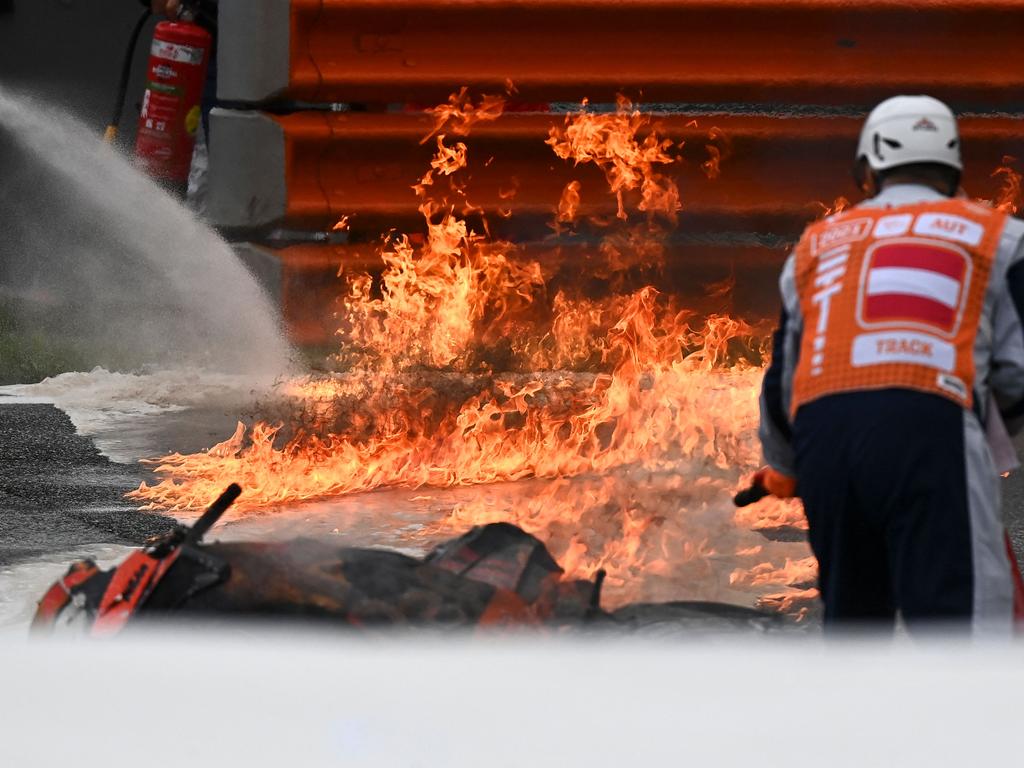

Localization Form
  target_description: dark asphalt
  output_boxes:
[0,404,174,567]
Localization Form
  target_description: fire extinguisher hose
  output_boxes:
[105,9,152,143]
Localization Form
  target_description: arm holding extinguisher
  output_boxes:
[735,253,801,507]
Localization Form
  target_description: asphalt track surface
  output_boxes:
[0,404,174,567]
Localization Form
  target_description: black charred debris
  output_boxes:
[33,486,790,635]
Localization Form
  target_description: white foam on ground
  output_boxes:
[0,367,276,462]
[0,367,263,423]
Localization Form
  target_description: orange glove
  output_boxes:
[753,466,797,499]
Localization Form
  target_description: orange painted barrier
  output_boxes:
[209,1,1024,346]
[220,0,1024,106]
[264,239,789,346]
[211,111,1024,237]
[269,244,379,346]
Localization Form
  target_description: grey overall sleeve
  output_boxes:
[758,253,802,475]
[988,217,1024,434]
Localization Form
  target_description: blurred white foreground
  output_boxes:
[1,631,1021,767]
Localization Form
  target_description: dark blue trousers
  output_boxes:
[793,390,977,627]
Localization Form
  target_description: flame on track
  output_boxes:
[130,93,811,607]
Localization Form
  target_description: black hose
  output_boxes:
[106,9,152,140]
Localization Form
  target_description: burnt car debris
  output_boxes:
[33,485,787,635]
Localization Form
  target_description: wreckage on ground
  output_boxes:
[33,485,789,635]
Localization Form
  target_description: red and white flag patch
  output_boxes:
[859,240,970,335]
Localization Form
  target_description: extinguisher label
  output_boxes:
[146,80,183,96]
[151,39,204,65]
[140,90,185,135]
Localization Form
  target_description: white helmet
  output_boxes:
[856,95,962,173]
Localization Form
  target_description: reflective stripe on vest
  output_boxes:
[791,199,1007,414]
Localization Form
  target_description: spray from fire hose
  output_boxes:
[0,85,292,375]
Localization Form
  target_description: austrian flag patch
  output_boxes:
[794,201,996,411]
[858,239,971,336]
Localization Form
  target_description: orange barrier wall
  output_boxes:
[216,111,1024,236]
[263,0,1024,106]
[269,241,788,346]
[210,1,1024,345]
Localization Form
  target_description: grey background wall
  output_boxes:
[0,0,158,147]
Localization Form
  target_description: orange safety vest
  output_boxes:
[791,198,1008,414]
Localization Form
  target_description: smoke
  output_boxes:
[0,87,295,379]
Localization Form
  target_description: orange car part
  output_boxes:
[91,550,182,637]
[30,560,100,631]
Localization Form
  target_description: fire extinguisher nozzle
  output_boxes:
[733,484,770,508]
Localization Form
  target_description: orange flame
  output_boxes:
[756,588,819,617]
[732,556,819,619]
[422,86,505,145]
[133,303,767,510]
[129,92,802,607]
[554,180,582,230]
[816,196,851,219]
[546,96,681,223]
[701,126,731,181]
[991,155,1022,214]
[733,496,808,532]
[729,556,817,588]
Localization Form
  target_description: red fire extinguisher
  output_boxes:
[133,16,212,194]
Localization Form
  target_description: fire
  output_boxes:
[433,473,720,596]
[816,196,851,218]
[701,126,730,181]
[420,86,505,145]
[733,496,808,532]
[732,556,820,620]
[756,588,819,619]
[339,211,542,371]
[546,95,681,222]
[554,180,582,231]
[729,556,817,588]
[702,146,722,181]
[991,155,1022,214]
[130,91,810,609]
[134,301,767,511]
